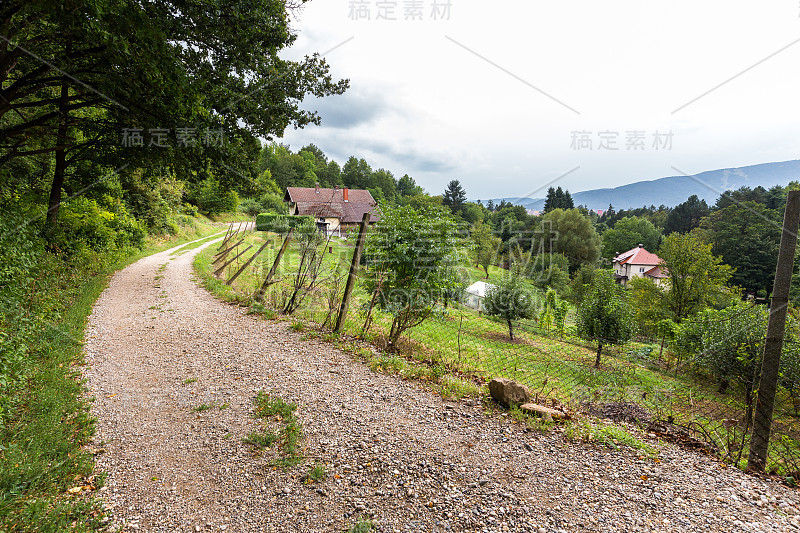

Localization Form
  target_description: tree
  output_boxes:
[699,201,781,296]
[442,180,467,216]
[664,195,710,234]
[656,233,733,322]
[600,216,662,259]
[484,264,539,340]
[576,270,635,368]
[397,174,423,197]
[674,302,768,462]
[541,209,601,273]
[1,1,348,233]
[363,205,463,350]
[470,221,501,278]
[528,252,571,294]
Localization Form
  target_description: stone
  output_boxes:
[488,378,531,407]
[519,403,567,421]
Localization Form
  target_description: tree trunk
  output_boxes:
[45,74,70,238]
[594,341,603,368]
[507,320,514,341]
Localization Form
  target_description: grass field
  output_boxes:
[195,229,800,477]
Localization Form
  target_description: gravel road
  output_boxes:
[84,234,800,533]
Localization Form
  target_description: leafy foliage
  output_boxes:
[576,270,635,367]
[656,233,733,322]
[483,264,540,340]
[600,216,662,259]
[363,205,464,349]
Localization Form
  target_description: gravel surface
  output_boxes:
[84,235,800,533]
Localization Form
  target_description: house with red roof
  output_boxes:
[611,244,668,287]
[284,185,379,236]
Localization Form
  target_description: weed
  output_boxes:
[182,378,197,385]
[193,403,213,412]
[564,420,657,458]
[220,403,230,410]
[348,517,375,533]
[254,391,297,420]
[305,463,327,483]
[243,430,279,449]
[290,321,305,332]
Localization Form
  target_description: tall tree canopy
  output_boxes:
[541,208,601,273]
[663,195,709,235]
[600,216,662,259]
[1,0,348,231]
[442,179,467,216]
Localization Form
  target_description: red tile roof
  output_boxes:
[285,187,375,205]
[644,265,668,279]
[613,246,662,266]
[285,187,379,223]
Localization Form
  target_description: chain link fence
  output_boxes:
[207,226,800,479]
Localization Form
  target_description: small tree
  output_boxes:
[470,221,501,278]
[363,205,463,350]
[483,265,540,340]
[576,270,635,368]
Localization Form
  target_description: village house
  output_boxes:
[284,185,379,236]
[612,244,667,287]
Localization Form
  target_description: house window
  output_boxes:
[639,267,645,273]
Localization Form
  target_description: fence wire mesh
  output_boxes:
[207,226,800,478]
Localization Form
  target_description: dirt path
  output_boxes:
[85,235,800,533]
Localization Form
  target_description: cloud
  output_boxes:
[303,87,393,130]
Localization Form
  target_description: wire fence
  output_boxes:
[208,225,800,479]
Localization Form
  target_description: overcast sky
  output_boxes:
[276,1,800,200]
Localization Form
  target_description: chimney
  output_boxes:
[315,183,320,193]
[343,187,349,202]
[638,243,643,248]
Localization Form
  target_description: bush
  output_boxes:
[255,214,314,233]
[50,196,146,255]
[189,176,239,215]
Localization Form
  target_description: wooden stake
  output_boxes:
[255,229,294,302]
[748,190,800,472]
[226,238,271,286]
[335,213,370,332]
[214,244,253,277]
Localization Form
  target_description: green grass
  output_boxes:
[0,215,226,532]
[348,517,375,533]
[305,463,327,483]
[247,391,305,468]
[182,378,197,385]
[242,430,279,449]
[192,403,213,412]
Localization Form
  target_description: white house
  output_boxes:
[612,245,668,287]
[465,281,495,311]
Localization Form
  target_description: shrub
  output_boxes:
[255,214,314,233]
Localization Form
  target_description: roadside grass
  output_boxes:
[0,215,226,532]
[246,391,305,468]
[194,230,800,473]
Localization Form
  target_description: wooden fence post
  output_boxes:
[213,237,245,265]
[747,190,800,472]
[214,244,253,277]
[254,228,294,302]
[218,222,234,250]
[226,238,272,286]
[335,212,370,333]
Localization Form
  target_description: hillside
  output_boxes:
[494,159,800,211]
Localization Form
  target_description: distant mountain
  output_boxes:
[490,160,800,211]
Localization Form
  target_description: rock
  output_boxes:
[488,378,531,407]
[520,403,567,421]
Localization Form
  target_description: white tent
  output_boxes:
[464,281,495,311]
